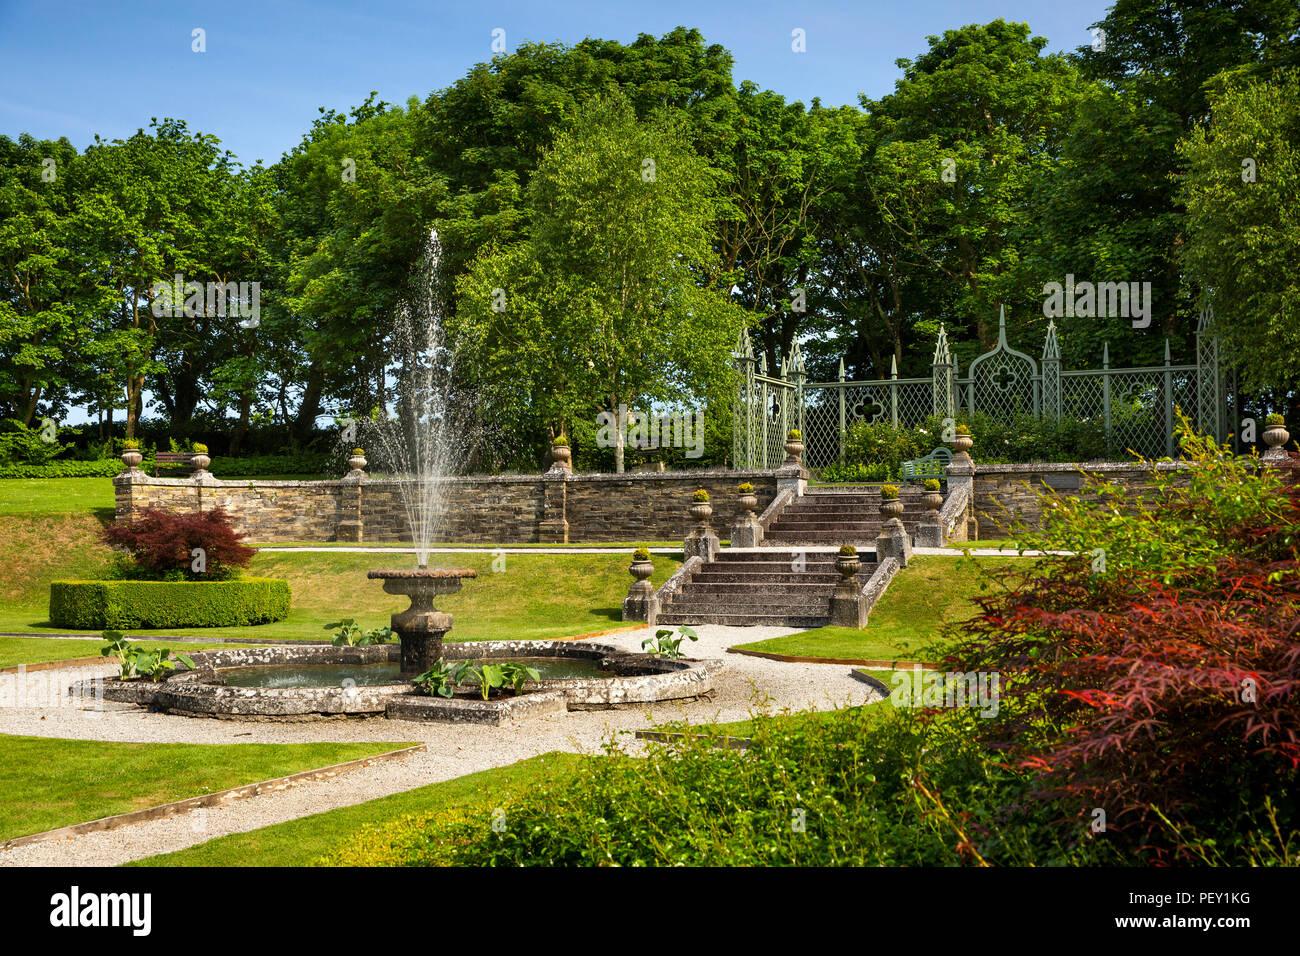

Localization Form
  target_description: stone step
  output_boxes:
[665,595,831,612]
[655,611,831,628]
[711,551,839,562]
[681,582,844,596]
[763,533,909,544]
[690,571,843,584]
[769,520,884,532]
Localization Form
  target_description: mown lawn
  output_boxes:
[0,477,116,516]
[0,735,413,842]
[0,479,682,641]
[131,752,583,867]
[732,555,1035,662]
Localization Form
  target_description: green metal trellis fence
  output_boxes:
[732,307,1230,470]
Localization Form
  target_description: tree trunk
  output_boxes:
[292,362,325,446]
[611,394,625,474]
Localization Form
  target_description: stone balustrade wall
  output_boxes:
[113,469,778,544]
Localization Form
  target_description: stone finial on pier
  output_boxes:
[729,482,762,548]
[622,548,658,622]
[683,489,719,562]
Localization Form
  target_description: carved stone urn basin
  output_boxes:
[367,568,477,674]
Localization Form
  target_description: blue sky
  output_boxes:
[1,0,1112,167]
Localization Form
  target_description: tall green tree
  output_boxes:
[1178,71,1300,396]
[453,96,748,472]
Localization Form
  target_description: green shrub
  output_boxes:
[841,420,928,476]
[691,489,709,503]
[632,547,652,562]
[49,578,290,629]
[1265,413,1286,426]
[0,419,67,465]
[316,704,1091,867]
[191,442,209,454]
[838,544,857,556]
[880,484,900,499]
[923,478,941,491]
[122,439,141,450]
[0,459,129,479]
[819,462,893,483]
[736,482,754,494]
[787,429,802,441]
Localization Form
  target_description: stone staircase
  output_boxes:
[763,488,931,546]
[655,549,878,628]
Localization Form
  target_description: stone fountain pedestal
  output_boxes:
[367,568,477,674]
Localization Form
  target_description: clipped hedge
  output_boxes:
[0,459,133,479]
[49,578,290,629]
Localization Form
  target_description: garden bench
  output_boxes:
[901,446,952,484]
[154,450,195,476]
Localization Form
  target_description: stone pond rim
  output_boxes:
[367,567,478,674]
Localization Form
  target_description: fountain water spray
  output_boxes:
[360,228,473,566]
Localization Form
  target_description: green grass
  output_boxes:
[946,537,1024,551]
[0,479,683,641]
[0,735,413,842]
[0,636,252,669]
[0,477,116,516]
[0,547,681,641]
[130,752,583,866]
[732,554,1035,661]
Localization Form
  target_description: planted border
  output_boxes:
[49,578,290,629]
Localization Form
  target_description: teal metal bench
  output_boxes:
[901,446,952,483]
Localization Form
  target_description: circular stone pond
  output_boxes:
[71,641,720,725]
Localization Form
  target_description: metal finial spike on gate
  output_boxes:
[1042,320,1060,360]
[890,354,898,378]
[1164,338,1171,364]
[1103,342,1110,368]
[838,357,846,381]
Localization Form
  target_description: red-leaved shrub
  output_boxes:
[951,435,1300,863]
[103,507,255,580]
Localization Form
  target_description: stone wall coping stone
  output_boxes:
[974,460,1193,475]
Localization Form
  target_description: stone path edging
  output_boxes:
[0,743,425,851]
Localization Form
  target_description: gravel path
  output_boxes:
[0,624,881,867]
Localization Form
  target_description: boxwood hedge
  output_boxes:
[49,578,291,629]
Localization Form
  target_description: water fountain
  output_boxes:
[70,230,721,723]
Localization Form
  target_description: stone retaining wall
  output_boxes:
[113,468,778,544]
[972,461,1188,538]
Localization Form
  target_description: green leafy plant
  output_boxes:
[787,429,802,441]
[820,462,893,483]
[497,660,541,694]
[954,424,971,436]
[924,478,941,491]
[642,625,698,659]
[413,659,458,698]
[100,631,193,680]
[551,434,570,447]
[632,547,652,562]
[100,630,135,676]
[880,484,900,500]
[122,439,141,451]
[737,482,755,494]
[191,442,208,454]
[1265,413,1286,426]
[351,447,366,456]
[325,619,396,647]
[838,544,857,556]
[692,489,710,502]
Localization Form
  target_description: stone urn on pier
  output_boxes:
[368,568,477,674]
